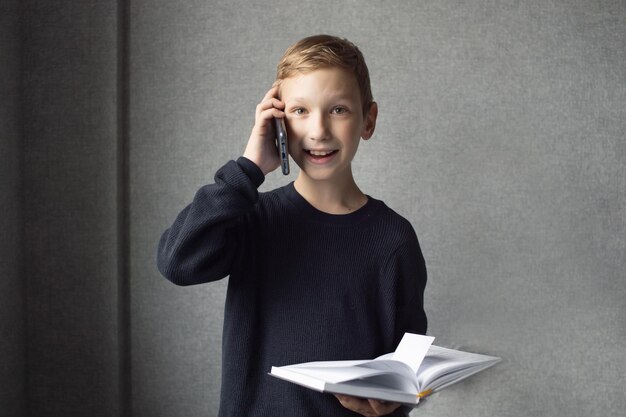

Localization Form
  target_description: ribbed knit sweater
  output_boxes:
[156,157,428,417]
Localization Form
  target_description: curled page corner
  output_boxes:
[392,333,435,373]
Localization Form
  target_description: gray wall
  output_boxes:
[6,1,122,416]
[21,0,121,414]
[1,0,24,416]
[3,1,625,417]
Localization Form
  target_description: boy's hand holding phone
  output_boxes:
[243,86,287,176]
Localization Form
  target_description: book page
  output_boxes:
[357,361,418,393]
[416,345,501,391]
[270,333,500,405]
[389,333,435,373]
[285,362,389,384]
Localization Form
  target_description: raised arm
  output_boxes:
[156,157,264,285]
[157,84,286,285]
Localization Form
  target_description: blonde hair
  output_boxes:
[275,34,373,116]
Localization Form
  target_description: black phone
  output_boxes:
[274,117,290,175]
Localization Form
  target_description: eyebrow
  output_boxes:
[287,94,354,103]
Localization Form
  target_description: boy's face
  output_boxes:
[280,67,377,184]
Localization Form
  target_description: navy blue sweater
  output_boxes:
[157,158,428,416]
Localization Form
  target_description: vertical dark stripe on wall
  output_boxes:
[118,0,132,416]
[18,1,29,415]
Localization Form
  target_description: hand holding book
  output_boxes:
[270,333,501,407]
[335,394,402,416]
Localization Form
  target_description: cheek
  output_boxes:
[336,121,362,140]
[285,119,304,140]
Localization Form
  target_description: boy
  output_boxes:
[157,35,427,416]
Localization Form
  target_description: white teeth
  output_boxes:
[308,150,334,156]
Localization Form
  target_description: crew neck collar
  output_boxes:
[282,182,383,226]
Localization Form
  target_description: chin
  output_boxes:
[302,167,352,184]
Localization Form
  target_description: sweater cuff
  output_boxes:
[236,157,265,188]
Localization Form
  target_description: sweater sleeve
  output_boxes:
[382,234,428,347]
[156,158,264,286]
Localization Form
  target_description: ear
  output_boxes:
[361,102,378,140]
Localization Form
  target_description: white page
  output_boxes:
[286,364,391,384]
[390,333,435,373]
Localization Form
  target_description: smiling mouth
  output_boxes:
[305,149,338,157]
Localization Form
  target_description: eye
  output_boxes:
[331,106,349,115]
[292,107,306,115]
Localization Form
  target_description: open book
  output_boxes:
[270,333,500,406]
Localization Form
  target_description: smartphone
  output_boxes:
[274,117,290,175]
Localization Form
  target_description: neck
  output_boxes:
[293,171,367,215]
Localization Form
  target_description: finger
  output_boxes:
[334,394,352,407]
[261,97,285,111]
[368,399,401,415]
[257,106,285,123]
[260,86,284,110]
[262,85,280,101]
[256,98,285,118]
[335,395,377,417]
[258,95,284,108]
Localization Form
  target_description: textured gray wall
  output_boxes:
[136,1,625,417]
[20,1,121,416]
[0,1,24,416]
[3,1,625,417]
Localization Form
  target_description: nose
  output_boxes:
[307,112,330,142]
